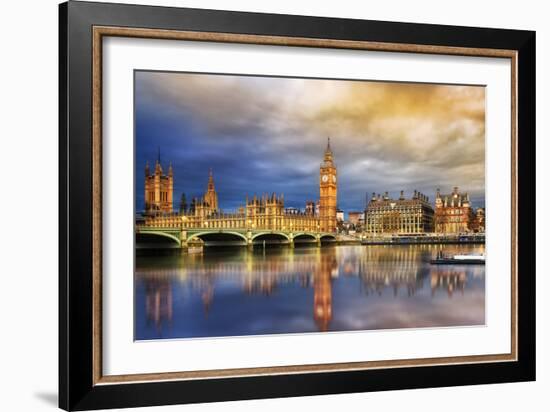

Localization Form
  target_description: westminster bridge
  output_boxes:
[135,211,338,250]
[136,226,338,249]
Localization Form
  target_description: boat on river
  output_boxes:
[430,251,485,265]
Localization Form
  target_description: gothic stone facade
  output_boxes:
[319,139,337,232]
[142,140,338,233]
[144,159,173,213]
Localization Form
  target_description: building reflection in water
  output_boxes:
[356,246,425,298]
[430,267,467,298]
[429,263,484,298]
[313,251,336,331]
[144,278,173,333]
[137,244,484,337]
[201,282,214,315]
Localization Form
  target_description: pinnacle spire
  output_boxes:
[323,137,334,164]
[207,168,215,191]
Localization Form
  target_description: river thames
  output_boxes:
[134,244,485,340]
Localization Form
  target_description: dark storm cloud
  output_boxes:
[135,71,485,213]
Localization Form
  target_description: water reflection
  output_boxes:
[144,278,172,333]
[135,244,485,340]
[313,251,336,331]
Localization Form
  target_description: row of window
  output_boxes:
[366,212,432,218]
[146,192,170,202]
[436,209,468,215]
[365,218,432,223]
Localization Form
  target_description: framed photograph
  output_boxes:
[59,1,535,410]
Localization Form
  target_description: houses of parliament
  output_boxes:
[143,139,338,233]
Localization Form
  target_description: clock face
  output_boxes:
[332,175,336,183]
[322,175,328,182]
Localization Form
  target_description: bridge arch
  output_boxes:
[251,232,291,242]
[136,231,181,246]
[189,231,248,243]
[320,233,337,242]
[292,233,318,242]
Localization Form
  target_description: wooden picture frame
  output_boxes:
[59,1,535,410]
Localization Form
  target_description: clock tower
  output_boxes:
[319,138,337,233]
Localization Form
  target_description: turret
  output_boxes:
[155,147,162,174]
[202,168,218,212]
[144,152,173,213]
[155,159,162,175]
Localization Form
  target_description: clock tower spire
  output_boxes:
[319,137,337,232]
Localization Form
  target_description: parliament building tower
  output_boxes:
[144,153,173,213]
[319,138,338,233]
[203,168,219,212]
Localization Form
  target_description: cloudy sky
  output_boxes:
[135,71,485,213]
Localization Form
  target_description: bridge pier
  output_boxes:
[180,230,188,253]
[246,230,254,250]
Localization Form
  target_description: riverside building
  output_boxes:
[364,190,434,235]
[434,187,475,233]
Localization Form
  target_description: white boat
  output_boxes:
[431,251,485,264]
[452,253,485,261]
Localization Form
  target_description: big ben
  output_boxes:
[319,138,337,232]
